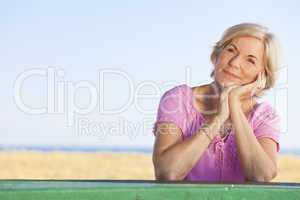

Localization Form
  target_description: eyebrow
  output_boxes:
[229,43,258,60]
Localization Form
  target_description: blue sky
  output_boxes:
[0,0,299,150]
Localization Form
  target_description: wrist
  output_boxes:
[229,91,240,101]
[197,124,214,142]
[229,95,242,108]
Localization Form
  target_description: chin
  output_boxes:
[216,78,241,88]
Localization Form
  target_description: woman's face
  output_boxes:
[214,36,265,87]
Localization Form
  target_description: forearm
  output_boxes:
[230,101,277,181]
[155,118,222,180]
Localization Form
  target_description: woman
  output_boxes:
[152,23,281,182]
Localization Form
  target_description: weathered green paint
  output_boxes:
[0,180,299,200]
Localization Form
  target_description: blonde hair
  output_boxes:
[210,23,281,91]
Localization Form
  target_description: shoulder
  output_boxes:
[162,84,190,97]
[159,84,191,104]
[156,84,192,115]
[154,84,192,136]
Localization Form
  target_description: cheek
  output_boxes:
[214,68,242,86]
[242,69,259,83]
[215,53,229,67]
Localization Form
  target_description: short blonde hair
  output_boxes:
[210,23,281,91]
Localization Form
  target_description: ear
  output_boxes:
[213,53,220,65]
[210,70,215,78]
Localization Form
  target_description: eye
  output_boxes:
[226,48,234,53]
[247,59,256,65]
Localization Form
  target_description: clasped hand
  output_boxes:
[217,72,266,123]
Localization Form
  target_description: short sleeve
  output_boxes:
[253,103,281,152]
[152,85,187,137]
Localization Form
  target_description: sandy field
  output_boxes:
[0,151,299,183]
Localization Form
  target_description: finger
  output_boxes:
[252,72,264,95]
[258,72,266,89]
[258,72,263,88]
[255,72,260,89]
[227,84,239,91]
[220,85,238,101]
[224,84,238,91]
[260,72,266,89]
[254,73,260,87]
[221,85,235,97]
[247,73,261,89]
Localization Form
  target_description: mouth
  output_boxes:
[223,69,240,80]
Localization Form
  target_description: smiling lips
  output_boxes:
[223,70,240,80]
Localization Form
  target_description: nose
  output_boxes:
[228,54,241,69]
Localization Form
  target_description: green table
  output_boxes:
[0,180,299,200]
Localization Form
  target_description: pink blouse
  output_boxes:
[153,84,281,182]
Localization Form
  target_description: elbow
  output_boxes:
[251,169,277,182]
[156,171,183,181]
[153,152,187,181]
[153,157,184,181]
[155,167,183,181]
[265,169,277,182]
